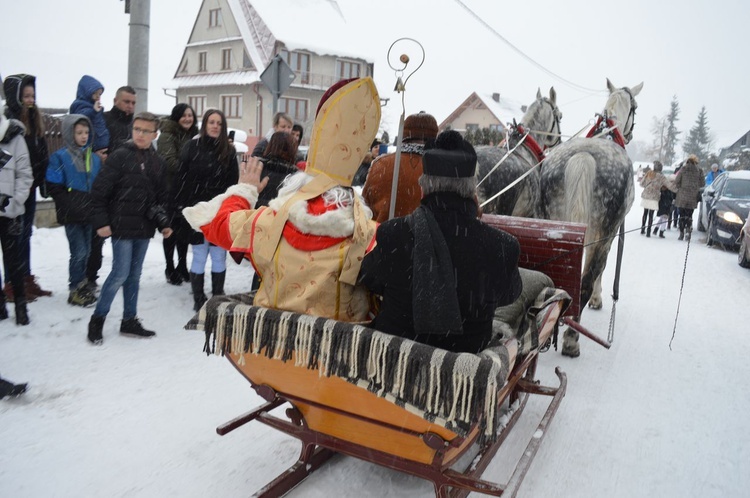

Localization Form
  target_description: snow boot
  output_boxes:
[3,281,36,303]
[211,271,226,297]
[0,293,7,320]
[25,275,52,298]
[15,300,29,326]
[120,317,156,338]
[678,229,685,241]
[88,315,105,345]
[165,269,182,286]
[68,282,97,307]
[0,377,27,400]
[190,272,207,311]
[659,230,665,238]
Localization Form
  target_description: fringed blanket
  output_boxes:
[186,288,570,439]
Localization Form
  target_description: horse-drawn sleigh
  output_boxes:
[190,214,609,497]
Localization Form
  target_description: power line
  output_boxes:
[453,0,605,95]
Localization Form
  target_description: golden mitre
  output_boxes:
[305,77,381,186]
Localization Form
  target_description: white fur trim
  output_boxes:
[267,192,373,238]
[182,183,258,230]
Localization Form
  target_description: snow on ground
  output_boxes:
[2,183,750,497]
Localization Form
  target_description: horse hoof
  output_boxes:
[561,346,580,358]
[588,301,602,310]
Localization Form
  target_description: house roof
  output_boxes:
[244,0,377,63]
[439,91,526,130]
[172,0,375,89]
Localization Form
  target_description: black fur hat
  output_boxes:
[422,130,477,178]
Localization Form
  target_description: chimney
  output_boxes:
[492,92,500,102]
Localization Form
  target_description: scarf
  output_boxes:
[408,206,463,336]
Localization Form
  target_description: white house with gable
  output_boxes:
[171,0,375,148]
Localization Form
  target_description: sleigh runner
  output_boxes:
[189,216,601,497]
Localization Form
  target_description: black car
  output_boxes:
[698,170,750,248]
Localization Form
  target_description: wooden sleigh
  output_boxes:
[194,215,605,497]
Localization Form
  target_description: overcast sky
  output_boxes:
[2,0,748,151]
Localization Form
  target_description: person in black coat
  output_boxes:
[85,86,138,289]
[2,73,52,300]
[256,131,298,207]
[173,109,239,310]
[86,112,173,345]
[103,86,136,154]
[358,130,522,354]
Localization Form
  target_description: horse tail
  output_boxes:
[564,152,596,227]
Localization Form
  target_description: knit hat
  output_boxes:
[403,111,438,143]
[422,130,477,178]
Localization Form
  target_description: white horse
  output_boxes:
[539,78,642,357]
[476,88,562,218]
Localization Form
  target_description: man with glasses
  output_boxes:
[87,112,173,345]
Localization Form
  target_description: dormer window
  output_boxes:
[209,8,222,27]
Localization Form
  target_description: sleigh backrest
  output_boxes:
[482,214,585,319]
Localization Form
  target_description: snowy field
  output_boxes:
[2,183,749,497]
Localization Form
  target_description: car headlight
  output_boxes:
[719,210,744,224]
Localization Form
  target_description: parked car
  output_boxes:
[739,213,750,268]
[697,170,750,248]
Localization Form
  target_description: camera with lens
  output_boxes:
[145,204,170,229]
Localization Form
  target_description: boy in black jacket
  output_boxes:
[87,112,173,345]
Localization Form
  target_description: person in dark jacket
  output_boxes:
[674,154,704,241]
[174,109,239,310]
[69,75,109,154]
[156,103,197,285]
[358,130,523,354]
[0,93,33,325]
[45,115,102,306]
[251,112,293,158]
[87,112,172,345]
[257,131,298,207]
[103,86,136,154]
[85,87,137,291]
[2,74,52,301]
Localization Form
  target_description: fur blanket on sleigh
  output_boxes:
[186,285,570,439]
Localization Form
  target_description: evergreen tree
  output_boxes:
[663,96,681,165]
[682,106,714,165]
[464,127,475,144]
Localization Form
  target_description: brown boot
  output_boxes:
[24,275,52,298]
[3,282,37,303]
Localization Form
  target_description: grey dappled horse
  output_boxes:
[539,79,642,357]
[477,88,562,218]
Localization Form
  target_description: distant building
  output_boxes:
[439,92,525,136]
[724,129,750,154]
[170,0,374,148]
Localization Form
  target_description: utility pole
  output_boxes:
[127,0,150,113]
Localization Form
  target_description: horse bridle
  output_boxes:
[543,97,563,147]
[620,87,637,143]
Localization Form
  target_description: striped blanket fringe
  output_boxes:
[186,288,570,440]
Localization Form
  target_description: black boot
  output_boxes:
[120,317,156,338]
[190,272,207,311]
[88,315,105,345]
[211,271,226,297]
[165,269,182,286]
[678,229,685,241]
[15,300,29,326]
[0,293,7,320]
[0,377,27,399]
